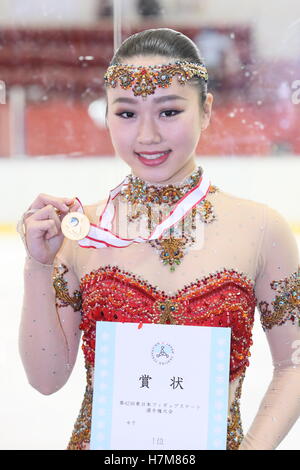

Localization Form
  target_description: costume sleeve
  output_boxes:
[239,205,300,450]
[19,237,82,395]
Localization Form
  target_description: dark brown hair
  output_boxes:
[106,28,208,108]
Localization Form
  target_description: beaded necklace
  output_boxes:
[118,166,218,271]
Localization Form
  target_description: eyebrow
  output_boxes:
[112,94,187,105]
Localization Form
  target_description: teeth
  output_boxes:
[138,151,169,160]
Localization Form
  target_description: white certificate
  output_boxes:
[90,321,231,450]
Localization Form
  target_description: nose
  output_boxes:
[137,115,161,145]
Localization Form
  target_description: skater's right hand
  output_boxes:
[23,194,81,265]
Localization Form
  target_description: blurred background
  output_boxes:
[1,0,300,450]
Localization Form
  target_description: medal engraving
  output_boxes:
[61,212,90,240]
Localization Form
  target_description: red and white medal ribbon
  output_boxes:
[76,170,210,249]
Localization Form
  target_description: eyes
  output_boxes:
[115,109,182,119]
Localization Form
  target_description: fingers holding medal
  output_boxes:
[50,197,91,241]
[22,195,84,265]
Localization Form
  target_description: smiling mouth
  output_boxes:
[135,150,171,160]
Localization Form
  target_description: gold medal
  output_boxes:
[61,211,90,241]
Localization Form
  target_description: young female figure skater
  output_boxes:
[18,28,300,450]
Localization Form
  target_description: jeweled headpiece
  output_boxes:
[103,60,208,99]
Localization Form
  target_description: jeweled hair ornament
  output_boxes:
[103,60,208,99]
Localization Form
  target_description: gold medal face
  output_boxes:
[61,212,90,240]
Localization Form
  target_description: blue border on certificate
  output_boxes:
[207,327,231,450]
[90,321,116,450]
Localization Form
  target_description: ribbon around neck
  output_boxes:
[75,170,211,249]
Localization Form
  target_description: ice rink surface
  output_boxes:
[1,233,300,450]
